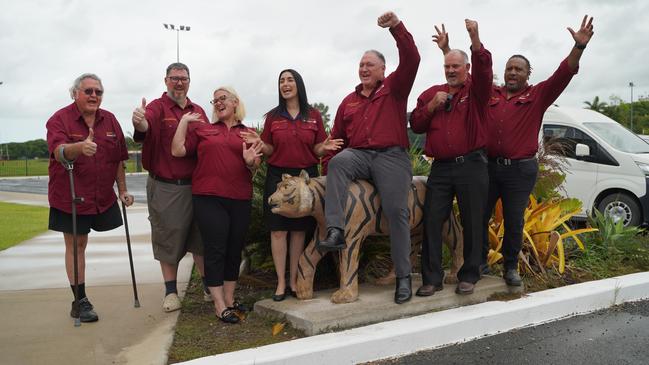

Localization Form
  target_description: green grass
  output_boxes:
[0,158,143,177]
[0,202,49,250]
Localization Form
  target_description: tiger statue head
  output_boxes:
[268,169,320,219]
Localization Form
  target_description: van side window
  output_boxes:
[543,124,618,166]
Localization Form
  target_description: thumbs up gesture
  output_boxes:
[81,128,97,156]
[132,97,149,132]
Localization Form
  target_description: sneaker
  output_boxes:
[70,297,99,322]
[203,291,213,302]
[162,293,182,312]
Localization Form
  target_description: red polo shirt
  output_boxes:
[46,103,128,215]
[133,93,208,179]
[330,21,420,149]
[487,59,578,159]
[184,121,255,200]
[260,108,327,168]
[410,45,493,160]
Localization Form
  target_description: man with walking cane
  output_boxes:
[47,73,134,324]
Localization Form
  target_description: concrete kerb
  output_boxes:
[178,271,649,365]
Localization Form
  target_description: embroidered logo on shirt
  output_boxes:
[459,96,469,103]
[106,131,116,137]
[70,133,84,139]
[306,119,317,124]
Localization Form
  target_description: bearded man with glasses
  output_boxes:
[132,62,209,312]
[46,73,134,322]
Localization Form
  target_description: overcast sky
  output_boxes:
[1,0,647,143]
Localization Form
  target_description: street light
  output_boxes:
[163,23,191,63]
[629,82,635,132]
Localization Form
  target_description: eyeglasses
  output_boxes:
[167,76,190,83]
[210,95,229,104]
[82,88,103,97]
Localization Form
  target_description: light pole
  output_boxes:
[163,24,191,63]
[629,82,635,132]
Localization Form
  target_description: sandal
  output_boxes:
[218,308,240,324]
[229,301,251,313]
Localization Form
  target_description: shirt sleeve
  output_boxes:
[46,112,68,158]
[410,88,435,133]
[184,123,200,157]
[313,110,327,144]
[387,21,421,100]
[470,44,494,107]
[329,100,349,149]
[133,102,162,143]
[260,116,273,144]
[534,58,578,110]
[113,117,129,161]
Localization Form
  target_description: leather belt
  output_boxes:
[489,157,537,166]
[149,173,192,185]
[434,149,485,164]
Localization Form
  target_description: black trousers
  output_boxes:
[193,195,252,286]
[421,151,488,285]
[482,158,538,270]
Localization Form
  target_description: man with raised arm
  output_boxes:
[410,19,492,296]
[317,11,420,304]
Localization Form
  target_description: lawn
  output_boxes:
[0,202,49,250]
[0,158,143,177]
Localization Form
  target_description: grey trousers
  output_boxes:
[325,147,413,278]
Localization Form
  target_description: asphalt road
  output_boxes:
[0,174,149,203]
[371,299,649,365]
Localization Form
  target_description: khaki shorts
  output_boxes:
[146,176,203,264]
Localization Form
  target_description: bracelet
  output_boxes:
[574,43,587,50]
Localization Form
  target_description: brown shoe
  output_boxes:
[415,284,443,297]
[455,281,475,295]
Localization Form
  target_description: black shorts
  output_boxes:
[263,164,318,231]
[48,201,123,235]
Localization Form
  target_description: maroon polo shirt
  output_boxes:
[133,93,208,179]
[184,121,255,200]
[487,59,578,159]
[410,45,493,160]
[260,108,327,168]
[330,21,420,149]
[46,103,128,215]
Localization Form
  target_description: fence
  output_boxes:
[0,152,143,177]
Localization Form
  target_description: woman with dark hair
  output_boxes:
[242,69,342,301]
[171,86,263,323]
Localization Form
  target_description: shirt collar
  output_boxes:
[354,79,384,97]
[68,102,105,125]
[160,92,196,110]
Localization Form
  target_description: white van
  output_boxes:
[541,106,649,226]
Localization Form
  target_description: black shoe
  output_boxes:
[218,308,240,324]
[394,275,412,304]
[229,301,251,313]
[415,283,443,297]
[317,227,346,253]
[479,263,491,276]
[503,269,522,286]
[288,288,297,298]
[272,292,286,302]
[70,297,99,323]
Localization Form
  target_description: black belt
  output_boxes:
[489,157,537,166]
[434,149,485,164]
[355,146,406,153]
[149,173,192,185]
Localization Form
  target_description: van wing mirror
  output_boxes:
[576,143,590,157]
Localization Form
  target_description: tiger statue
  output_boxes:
[268,170,464,304]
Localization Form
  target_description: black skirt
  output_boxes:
[263,164,318,231]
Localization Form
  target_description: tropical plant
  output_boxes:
[583,96,608,112]
[487,195,597,274]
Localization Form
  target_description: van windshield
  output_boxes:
[584,122,649,153]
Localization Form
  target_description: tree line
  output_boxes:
[584,96,649,134]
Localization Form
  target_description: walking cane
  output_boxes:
[63,160,83,327]
[120,199,140,307]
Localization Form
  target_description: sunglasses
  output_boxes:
[82,88,104,96]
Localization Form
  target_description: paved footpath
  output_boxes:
[0,190,193,365]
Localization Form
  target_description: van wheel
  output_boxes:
[597,193,641,227]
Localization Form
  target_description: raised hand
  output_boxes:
[377,11,400,28]
[465,19,479,40]
[240,129,261,144]
[432,24,449,52]
[242,141,263,167]
[132,97,148,131]
[179,112,204,124]
[81,128,97,156]
[568,15,594,46]
[322,136,344,152]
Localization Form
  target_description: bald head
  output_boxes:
[444,49,470,88]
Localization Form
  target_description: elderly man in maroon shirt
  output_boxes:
[47,73,133,322]
[410,19,492,296]
[132,63,208,312]
[317,11,420,304]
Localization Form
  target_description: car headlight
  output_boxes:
[635,161,649,176]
